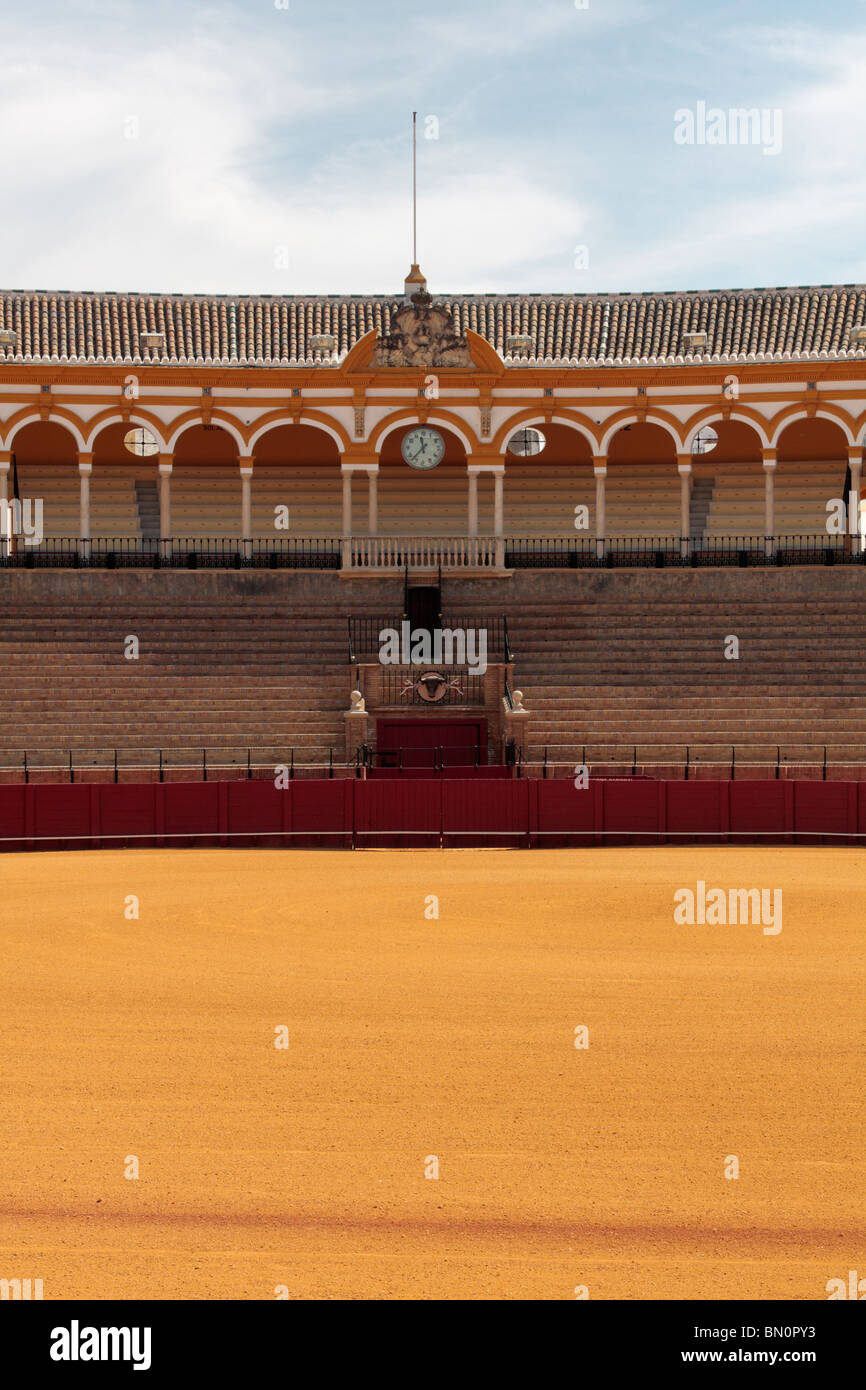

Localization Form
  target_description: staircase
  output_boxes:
[689,477,714,542]
[135,480,160,540]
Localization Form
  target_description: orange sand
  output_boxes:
[1,847,863,1301]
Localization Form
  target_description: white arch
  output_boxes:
[501,414,598,455]
[5,412,87,451]
[375,413,475,455]
[85,414,169,452]
[769,408,855,449]
[248,415,344,452]
[166,416,246,453]
[599,413,682,455]
[684,412,770,451]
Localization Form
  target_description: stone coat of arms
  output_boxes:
[372,292,475,368]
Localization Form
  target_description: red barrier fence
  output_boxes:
[1,778,866,851]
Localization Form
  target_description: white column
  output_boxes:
[78,453,93,559]
[678,458,692,556]
[593,459,607,559]
[763,451,776,557]
[239,457,254,559]
[342,468,352,535]
[492,465,505,569]
[158,456,173,551]
[367,467,378,536]
[848,448,862,547]
[467,468,479,537]
[0,454,9,555]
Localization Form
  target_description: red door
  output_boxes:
[376,719,487,771]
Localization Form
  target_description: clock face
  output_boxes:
[401,426,445,470]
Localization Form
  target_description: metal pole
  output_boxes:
[412,112,417,263]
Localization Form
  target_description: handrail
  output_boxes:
[503,614,513,662]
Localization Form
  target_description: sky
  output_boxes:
[0,0,864,296]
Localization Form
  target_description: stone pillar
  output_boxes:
[762,449,776,557]
[593,457,607,560]
[677,456,692,557]
[0,451,10,554]
[848,447,863,547]
[158,455,173,553]
[344,691,369,767]
[493,468,504,536]
[239,456,254,556]
[467,467,479,537]
[503,690,530,766]
[367,466,378,536]
[78,451,93,556]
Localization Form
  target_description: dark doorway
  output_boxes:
[406,585,441,633]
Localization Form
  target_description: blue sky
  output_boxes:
[0,0,864,295]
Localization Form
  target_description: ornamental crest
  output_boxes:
[372,292,475,369]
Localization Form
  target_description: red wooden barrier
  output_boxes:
[355,779,441,848]
[1,778,865,852]
[441,779,530,848]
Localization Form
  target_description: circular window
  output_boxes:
[691,426,719,455]
[123,427,160,457]
[507,427,546,456]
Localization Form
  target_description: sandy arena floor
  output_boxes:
[1,847,863,1301]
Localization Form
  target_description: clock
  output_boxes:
[401,426,445,470]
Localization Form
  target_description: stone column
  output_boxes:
[848,447,863,547]
[492,464,505,568]
[677,456,692,557]
[762,449,776,557]
[467,467,479,537]
[0,451,10,554]
[158,455,173,555]
[367,466,378,536]
[78,451,93,557]
[239,456,254,556]
[593,457,607,560]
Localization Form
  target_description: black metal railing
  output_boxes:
[527,743,866,781]
[1,533,863,570]
[504,534,866,569]
[4,741,864,784]
[348,615,507,661]
[363,743,492,772]
[1,747,347,783]
[0,536,341,569]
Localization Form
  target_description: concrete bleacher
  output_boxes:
[504,463,596,535]
[605,463,680,537]
[703,460,845,537]
[250,465,342,538]
[497,583,866,772]
[15,464,142,540]
[0,592,357,774]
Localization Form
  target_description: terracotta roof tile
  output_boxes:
[0,286,864,367]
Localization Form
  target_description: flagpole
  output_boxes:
[412,111,417,265]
